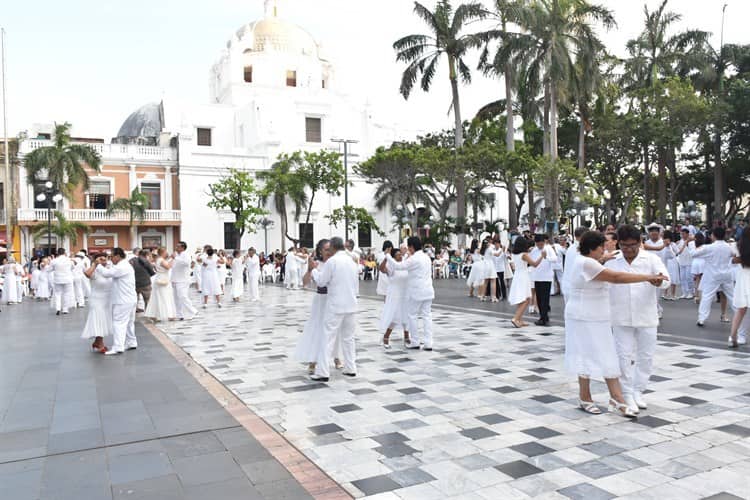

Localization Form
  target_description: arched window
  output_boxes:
[244,65,253,83]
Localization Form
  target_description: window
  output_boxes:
[305,117,322,143]
[322,79,327,89]
[286,70,297,87]
[224,222,240,250]
[358,224,372,249]
[140,182,161,210]
[88,180,111,209]
[244,65,253,83]
[197,127,212,146]
[298,223,313,249]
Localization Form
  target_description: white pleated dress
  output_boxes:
[1,264,18,303]
[230,258,245,299]
[733,267,750,308]
[379,266,409,331]
[200,256,222,297]
[293,261,329,364]
[36,266,51,299]
[466,251,484,288]
[145,259,177,321]
[81,271,112,339]
[508,254,532,305]
[564,257,620,379]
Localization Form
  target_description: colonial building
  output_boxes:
[0,137,19,257]
[16,125,180,255]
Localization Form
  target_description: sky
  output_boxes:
[1,0,747,141]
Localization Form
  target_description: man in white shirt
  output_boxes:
[492,239,507,300]
[643,225,666,317]
[50,248,74,315]
[551,237,566,295]
[530,234,558,325]
[72,252,86,308]
[311,237,359,381]
[387,236,435,350]
[244,247,261,302]
[171,241,198,320]
[606,225,670,414]
[693,227,737,327]
[97,247,138,355]
[675,228,694,299]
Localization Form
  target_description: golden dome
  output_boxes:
[236,17,321,58]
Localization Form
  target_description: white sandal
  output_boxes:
[609,398,638,418]
[579,400,602,415]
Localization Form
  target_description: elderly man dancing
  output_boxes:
[97,247,138,355]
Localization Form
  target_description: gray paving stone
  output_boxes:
[558,482,615,500]
[111,474,184,500]
[46,428,104,455]
[184,477,264,500]
[240,459,293,485]
[173,451,246,486]
[387,467,437,488]
[351,474,402,496]
[108,449,173,485]
[160,431,226,459]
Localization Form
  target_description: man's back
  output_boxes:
[320,251,358,314]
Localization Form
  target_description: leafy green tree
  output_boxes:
[207,169,267,250]
[24,122,102,199]
[297,150,346,247]
[394,0,486,242]
[257,153,308,246]
[326,206,384,238]
[32,211,91,248]
[106,188,148,248]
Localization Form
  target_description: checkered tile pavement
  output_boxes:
[158,285,750,499]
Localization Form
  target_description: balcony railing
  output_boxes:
[18,208,181,223]
[20,140,177,162]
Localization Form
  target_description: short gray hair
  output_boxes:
[330,237,345,251]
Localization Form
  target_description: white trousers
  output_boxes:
[698,275,735,322]
[612,326,657,396]
[315,312,356,378]
[679,265,694,296]
[407,299,433,348]
[247,273,260,300]
[54,282,74,312]
[111,303,137,352]
[73,277,85,306]
[172,281,197,319]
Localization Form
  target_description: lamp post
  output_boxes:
[331,138,358,241]
[35,181,62,256]
[391,204,411,245]
[259,217,275,255]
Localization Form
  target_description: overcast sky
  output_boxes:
[1,0,747,140]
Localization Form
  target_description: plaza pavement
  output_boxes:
[157,282,750,499]
[0,300,342,500]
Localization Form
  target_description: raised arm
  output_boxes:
[595,268,666,285]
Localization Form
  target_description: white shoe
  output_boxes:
[684,294,694,300]
[217,303,222,308]
[624,394,640,414]
[696,320,704,327]
[104,350,123,356]
[720,315,730,323]
[633,392,647,410]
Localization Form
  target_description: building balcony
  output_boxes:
[17,208,181,225]
[20,140,177,162]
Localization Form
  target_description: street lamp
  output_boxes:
[36,181,62,256]
[331,138,359,241]
[259,217,275,255]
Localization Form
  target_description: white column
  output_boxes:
[128,164,137,192]
[166,227,174,249]
[163,166,172,210]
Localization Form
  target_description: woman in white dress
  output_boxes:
[217,250,228,294]
[729,230,750,348]
[690,232,706,304]
[1,256,19,304]
[376,241,393,298]
[565,231,666,417]
[481,239,498,302]
[37,258,52,300]
[30,261,40,297]
[508,238,544,328]
[294,239,342,374]
[81,253,112,353]
[199,247,224,308]
[244,248,261,301]
[661,231,679,300]
[228,250,245,302]
[378,247,411,348]
[145,247,177,321]
[466,239,483,297]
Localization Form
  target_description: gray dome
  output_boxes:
[113,102,163,145]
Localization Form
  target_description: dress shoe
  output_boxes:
[633,392,647,410]
[342,372,357,377]
[534,319,548,326]
[422,346,433,351]
[624,394,640,414]
[125,345,138,351]
[309,375,329,382]
[405,341,421,350]
[104,350,123,356]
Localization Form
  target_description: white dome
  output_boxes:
[234,17,323,59]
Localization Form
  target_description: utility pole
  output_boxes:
[714,3,728,225]
[1,28,10,256]
[331,138,358,241]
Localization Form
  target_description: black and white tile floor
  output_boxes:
[159,286,750,499]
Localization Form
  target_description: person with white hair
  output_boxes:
[72,252,87,308]
[50,248,75,315]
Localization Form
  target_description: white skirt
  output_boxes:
[379,292,408,331]
[466,263,483,288]
[145,281,177,321]
[691,258,704,276]
[201,269,221,297]
[508,270,531,305]
[81,294,112,339]
[231,274,244,299]
[564,318,620,379]
[376,273,389,296]
[666,259,680,283]
[293,293,328,364]
[733,267,750,309]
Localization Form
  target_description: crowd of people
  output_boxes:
[2,218,748,418]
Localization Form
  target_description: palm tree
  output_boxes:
[32,211,91,248]
[500,0,615,220]
[107,188,148,247]
[257,155,308,247]
[394,0,486,241]
[24,122,101,198]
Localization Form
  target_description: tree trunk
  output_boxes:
[713,131,724,224]
[527,177,535,228]
[504,64,515,152]
[545,81,560,223]
[577,119,586,170]
[643,143,651,223]
[303,192,316,247]
[543,82,550,157]
[449,65,466,246]
[657,148,667,225]
[667,147,678,224]
[508,183,518,229]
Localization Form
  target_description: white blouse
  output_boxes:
[564,256,609,321]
